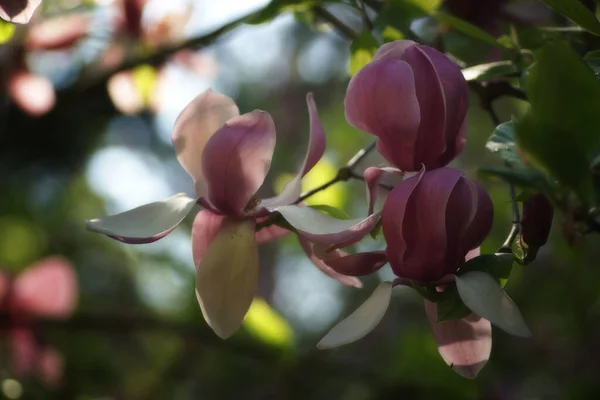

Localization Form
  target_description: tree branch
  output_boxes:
[313,6,358,40]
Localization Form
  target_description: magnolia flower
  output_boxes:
[345,40,468,171]
[520,193,554,248]
[0,0,42,24]
[0,257,78,386]
[87,90,368,338]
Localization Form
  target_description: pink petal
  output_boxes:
[12,257,78,318]
[425,301,492,379]
[259,93,326,210]
[400,46,447,169]
[466,247,480,262]
[298,237,362,288]
[394,168,464,281]
[202,110,276,215]
[37,346,63,387]
[191,210,226,269]
[419,46,469,164]
[344,59,421,170]
[0,0,42,24]
[372,40,417,62]
[382,167,424,274]
[460,181,494,254]
[172,89,239,195]
[255,219,290,245]
[364,167,402,215]
[325,251,388,277]
[9,327,37,377]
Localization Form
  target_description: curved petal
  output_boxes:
[298,236,362,288]
[364,167,402,215]
[397,167,464,281]
[344,59,421,170]
[259,93,326,210]
[325,251,388,277]
[195,218,259,339]
[25,13,91,50]
[202,111,276,215]
[401,46,447,169]
[425,301,491,379]
[12,256,78,318]
[0,0,42,24]
[372,40,417,62]
[419,46,469,163]
[382,167,424,274]
[317,281,392,349]
[85,193,196,244]
[191,210,226,268]
[172,89,239,193]
[277,205,380,245]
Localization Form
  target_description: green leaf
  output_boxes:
[462,61,518,81]
[455,271,531,337]
[516,41,600,203]
[457,253,513,287]
[435,284,472,322]
[539,0,600,36]
[478,166,553,193]
[308,204,351,220]
[432,11,512,49]
[486,121,528,169]
[349,30,379,76]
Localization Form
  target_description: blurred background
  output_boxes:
[1,0,600,398]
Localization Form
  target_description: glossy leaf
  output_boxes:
[457,253,514,286]
[517,41,600,203]
[462,61,518,82]
[539,0,600,36]
[436,284,472,322]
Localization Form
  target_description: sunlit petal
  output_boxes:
[195,218,259,339]
[259,93,326,210]
[172,89,239,193]
[425,301,491,379]
[202,110,276,215]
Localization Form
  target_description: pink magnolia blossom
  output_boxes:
[345,40,468,171]
[382,167,493,283]
[0,257,78,386]
[86,90,364,338]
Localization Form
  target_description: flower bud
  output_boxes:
[382,167,493,282]
[345,40,468,171]
[520,193,554,248]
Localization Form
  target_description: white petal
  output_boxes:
[85,193,196,243]
[455,271,531,338]
[317,281,392,349]
[195,218,259,339]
